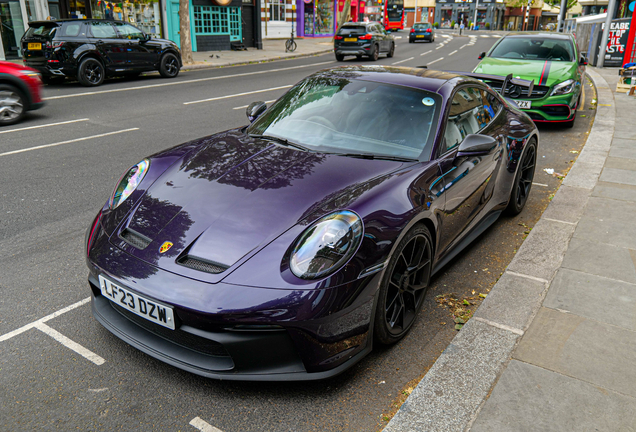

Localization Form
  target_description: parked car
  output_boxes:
[473,32,586,127]
[409,22,435,43]
[334,22,395,61]
[86,65,538,381]
[0,61,45,126]
[21,19,182,87]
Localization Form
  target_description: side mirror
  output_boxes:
[478,51,486,60]
[246,101,267,123]
[457,134,497,156]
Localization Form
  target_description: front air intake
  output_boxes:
[177,256,229,274]
[120,228,152,250]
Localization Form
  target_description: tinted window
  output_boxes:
[489,37,574,61]
[338,26,367,35]
[113,22,144,39]
[444,87,493,152]
[413,23,431,30]
[89,22,116,38]
[60,23,82,37]
[387,0,403,19]
[247,77,441,160]
[25,24,58,38]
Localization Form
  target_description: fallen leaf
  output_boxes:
[479,293,487,298]
[455,324,463,330]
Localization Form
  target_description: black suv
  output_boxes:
[21,19,182,86]
[334,22,395,62]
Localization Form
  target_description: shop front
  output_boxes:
[296,0,335,37]
[90,0,162,37]
[1,0,51,59]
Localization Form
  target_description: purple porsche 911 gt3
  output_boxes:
[86,66,538,381]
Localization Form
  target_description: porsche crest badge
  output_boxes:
[159,241,173,254]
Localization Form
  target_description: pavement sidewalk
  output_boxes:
[385,67,636,431]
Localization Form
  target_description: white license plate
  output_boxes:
[516,100,531,109]
[99,275,175,330]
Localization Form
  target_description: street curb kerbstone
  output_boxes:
[384,69,614,432]
[180,49,334,71]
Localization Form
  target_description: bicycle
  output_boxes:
[285,30,297,52]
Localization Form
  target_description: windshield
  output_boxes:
[246,75,441,160]
[489,37,574,61]
[387,0,404,20]
[24,24,58,38]
[413,23,431,30]
[338,26,367,35]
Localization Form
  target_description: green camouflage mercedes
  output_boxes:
[473,32,587,128]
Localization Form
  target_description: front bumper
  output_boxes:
[87,233,379,381]
[513,90,579,123]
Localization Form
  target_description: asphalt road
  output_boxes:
[0,31,597,431]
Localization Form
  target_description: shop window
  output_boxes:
[92,0,163,38]
[194,5,241,40]
[269,0,285,21]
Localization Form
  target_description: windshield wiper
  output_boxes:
[334,153,418,162]
[249,134,309,152]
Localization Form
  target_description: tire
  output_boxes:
[285,39,297,52]
[159,53,180,78]
[370,44,379,61]
[356,55,363,60]
[387,42,395,58]
[374,224,433,345]
[335,53,345,62]
[0,84,26,126]
[505,139,537,216]
[409,39,414,43]
[77,58,105,87]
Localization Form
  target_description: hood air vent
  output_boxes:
[177,256,229,274]
[120,228,152,250]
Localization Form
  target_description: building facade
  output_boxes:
[435,0,506,30]
[404,0,435,26]
[1,0,51,59]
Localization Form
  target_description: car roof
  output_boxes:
[28,18,129,25]
[503,32,573,41]
[314,66,481,93]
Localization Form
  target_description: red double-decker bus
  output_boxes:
[383,0,404,31]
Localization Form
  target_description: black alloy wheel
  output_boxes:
[159,53,180,78]
[374,225,433,345]
[370,44,379,61]
[387,42,395,58]
[506,140,537,216]
[78,58,105,87]
[0,84,25,126]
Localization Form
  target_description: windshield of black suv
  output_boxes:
[413,23,431,30]
[489,36,574,61]
[337,25,367,35]
[246,75,441,160]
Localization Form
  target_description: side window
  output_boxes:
[443,88,482,153]
[89,22,117,39]
[61,23,81,37]
[113,22,145,40]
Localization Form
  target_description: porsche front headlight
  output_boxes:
[550,79,575,96]
[109,159,150,209]
[289,210,363,280]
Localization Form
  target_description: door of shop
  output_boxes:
[168,0,180,47]
[241,2,254,47]
[0,0,26,59]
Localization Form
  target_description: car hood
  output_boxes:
[473,57,577,88]
[115,130,406,278]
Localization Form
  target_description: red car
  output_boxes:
[0,61,45,126]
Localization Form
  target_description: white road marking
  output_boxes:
[233,99,276,110]
[448,50,458,56]
[190,417,224,432]
[184,85,292,105]
[480,35,490,38]
[441,34,451,38]
[34,322,105,365]
[532,182,549,187]
[0,118,90,135]
[428,57,444,65]
[392,56,414,65]
[393,36,403,39]
[436,45,444,50]
[45,61,335,100]
[0,128,139,158]
[0,297,90,342]
[420,50,433,56]
[459,44,469,49]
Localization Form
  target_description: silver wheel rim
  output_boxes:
[0,90,24,122]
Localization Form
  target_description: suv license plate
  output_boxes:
[344,37,357,42]
[98,275,175,330]
[516,100,531,109]
[28,43,42,50]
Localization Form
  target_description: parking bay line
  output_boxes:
[0,297,104,366]
[45,61,335,101]
[392,56,414,65]
[427,57,444,65]
[420,50,433,56]
[0,118,90,135]
[190,417,224,432]
[184,85,293,105]
[0,128,139,158]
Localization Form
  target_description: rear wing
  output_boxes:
[446,71,535,99]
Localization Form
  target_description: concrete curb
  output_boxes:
[180,49,334,71]
[383,69,615,432]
